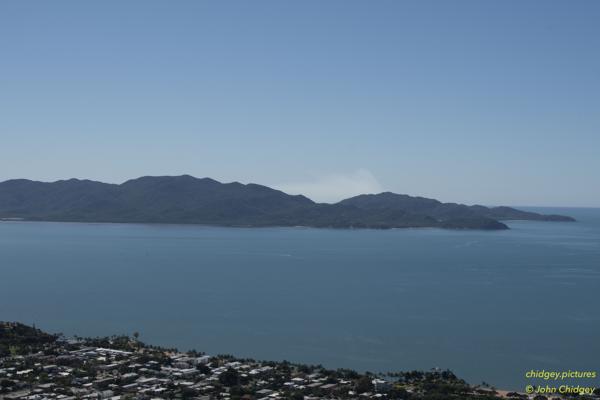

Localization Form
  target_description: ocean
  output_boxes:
[1,207,598,390]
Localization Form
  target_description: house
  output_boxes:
[372,378,391,392]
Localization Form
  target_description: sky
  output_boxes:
[1,1,599,206]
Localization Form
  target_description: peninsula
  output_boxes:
[0,175,574,230]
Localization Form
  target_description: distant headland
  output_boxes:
[0,175,575,230]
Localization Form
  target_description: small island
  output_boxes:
[0,175,574,231]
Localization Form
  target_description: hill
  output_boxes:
[0,322,58,357]
[339,192,574,222]
[0,175,575,230]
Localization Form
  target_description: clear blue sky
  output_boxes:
[1,1,598,206]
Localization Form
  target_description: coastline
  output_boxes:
[1,322,535,400]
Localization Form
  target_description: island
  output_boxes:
[0,175,575,230]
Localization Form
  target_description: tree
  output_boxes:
[289,392,304,400]
[196,364,211,374]
[219,368,239,387]
[355,376,374,393]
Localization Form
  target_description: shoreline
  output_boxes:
[1,322,534,400]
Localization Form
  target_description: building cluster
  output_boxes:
[3,324,594,400]
[0,336,398,400]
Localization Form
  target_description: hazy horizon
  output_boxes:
[1,1,599,207]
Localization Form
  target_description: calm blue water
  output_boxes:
[1,207,599,390]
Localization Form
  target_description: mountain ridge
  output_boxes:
[0,175,575,230]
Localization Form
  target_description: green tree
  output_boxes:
[219,368,239,387]
[355,376,374,393]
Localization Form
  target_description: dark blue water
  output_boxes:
[1,207,599,390]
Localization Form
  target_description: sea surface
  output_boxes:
[1,207,599,390]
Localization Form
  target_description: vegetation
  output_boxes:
[0,322,58,357]
[0,175,574,230]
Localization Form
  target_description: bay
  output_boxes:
[1,207,599,390]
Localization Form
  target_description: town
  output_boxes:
[0,323,595,400]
